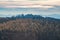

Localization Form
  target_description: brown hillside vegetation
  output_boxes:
[0,19,60,40]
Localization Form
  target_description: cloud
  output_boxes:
[3,5,54,9]
[0,0,60,9]
[0,0,60,17]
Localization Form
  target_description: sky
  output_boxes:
[0,0,60,18]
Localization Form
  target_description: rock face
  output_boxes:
[0,19,60,40]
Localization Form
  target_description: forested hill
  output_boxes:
[0,14,60,40]
[0,14,60,23]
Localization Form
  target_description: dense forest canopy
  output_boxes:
[0,14,60,40]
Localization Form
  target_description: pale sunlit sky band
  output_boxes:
[0,0,60,18]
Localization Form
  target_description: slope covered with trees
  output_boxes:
[0,14,60,40]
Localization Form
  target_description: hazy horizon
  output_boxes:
[0,0,60,19]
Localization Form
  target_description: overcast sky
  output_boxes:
[0,0,60,17]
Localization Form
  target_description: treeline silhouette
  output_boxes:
[0,14,43,23]
[0,14,60,40]
[0,14,60,23]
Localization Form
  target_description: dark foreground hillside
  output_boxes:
[0,14,60,40]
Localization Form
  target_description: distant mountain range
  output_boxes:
[0,14,60,19]
[45,14,60,19]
